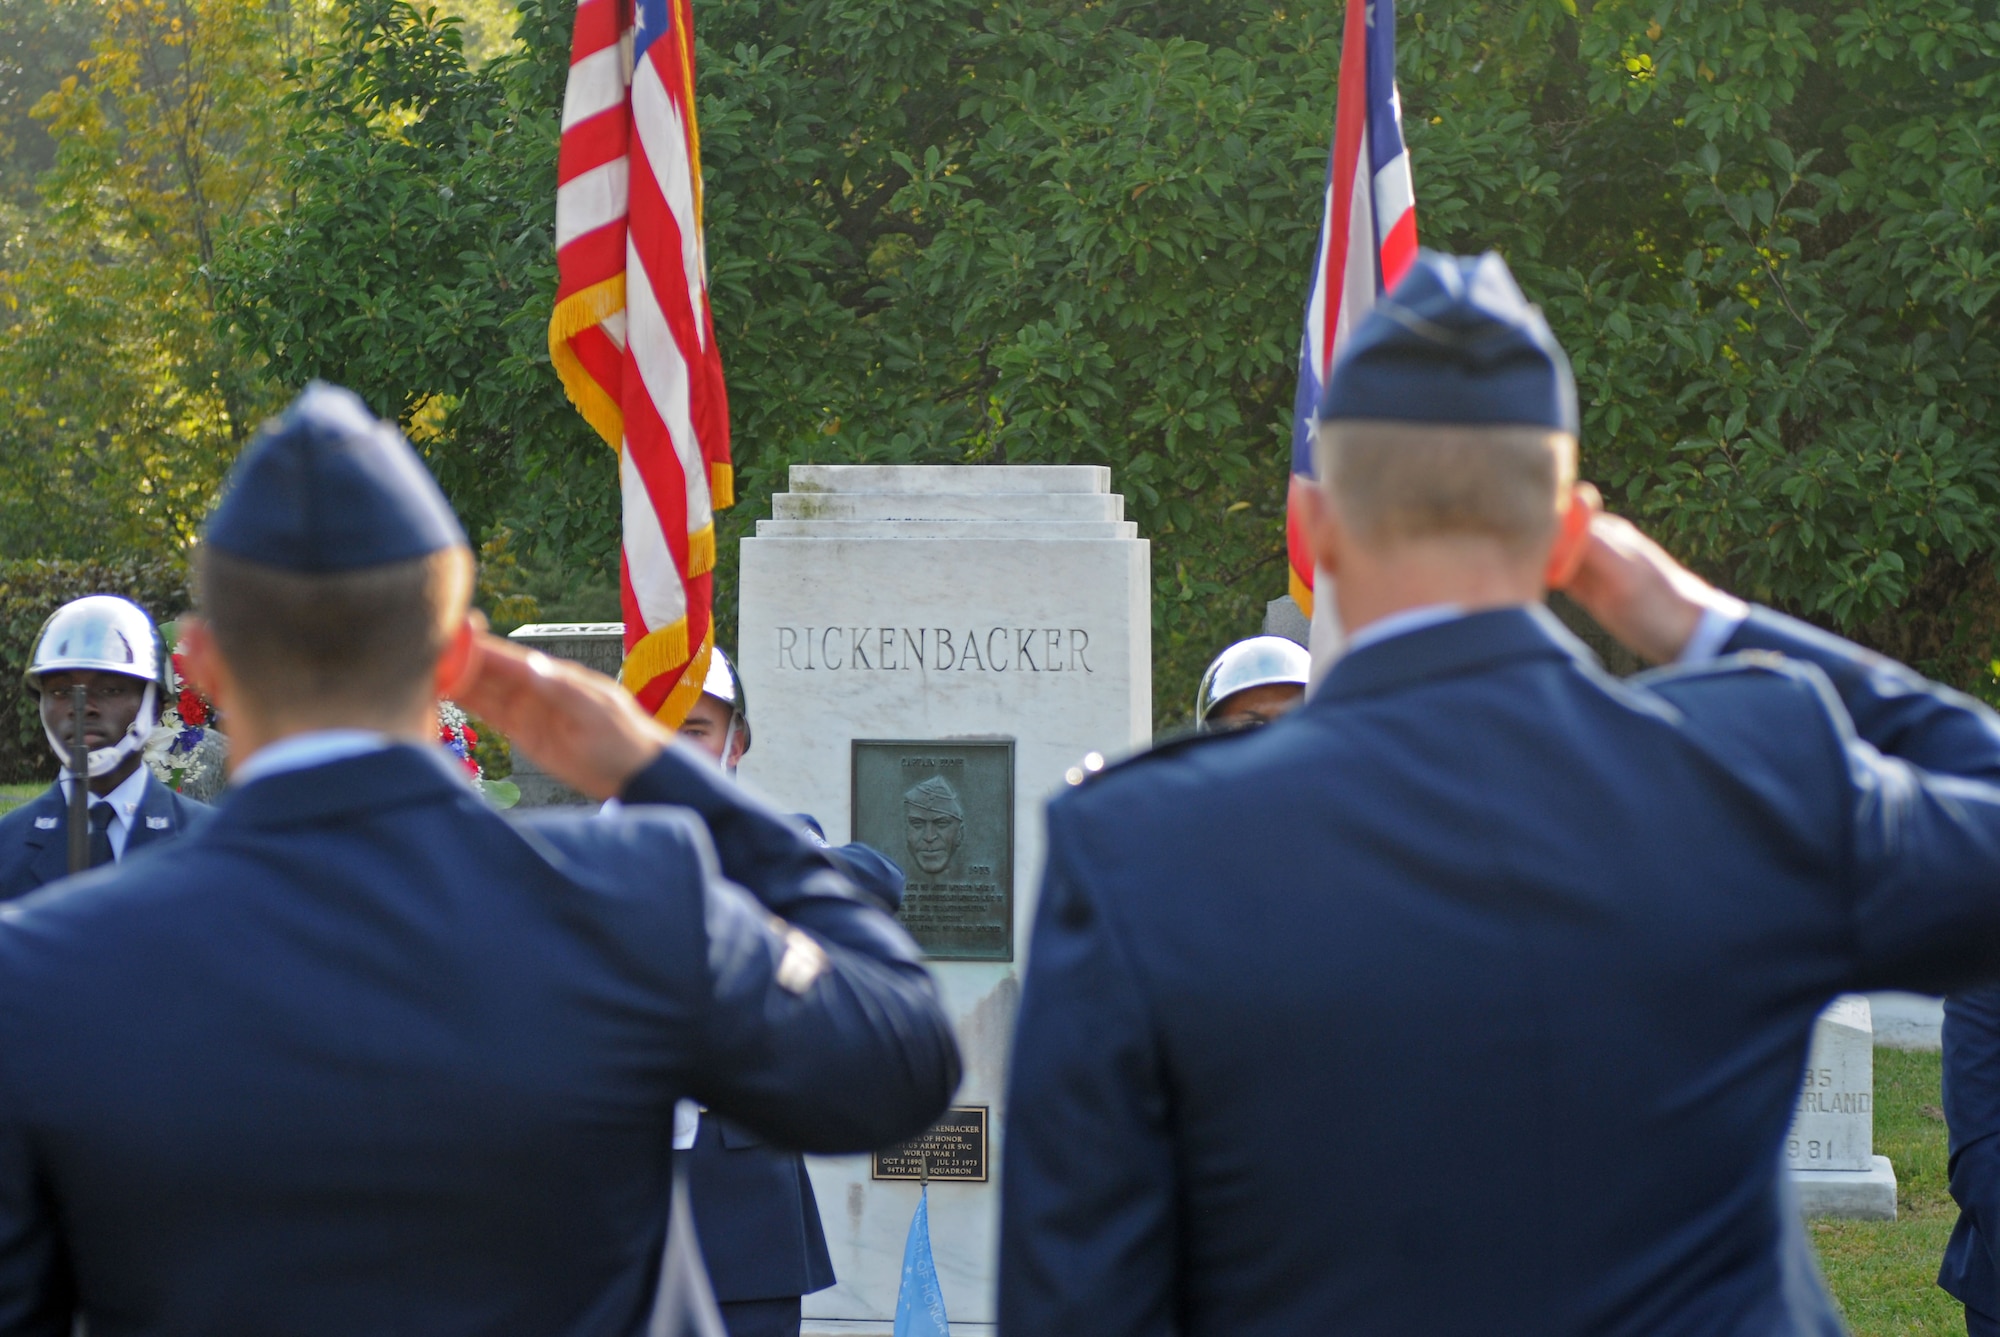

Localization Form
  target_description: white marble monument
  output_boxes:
[1787,994,1897,1220]
[736,464,1152,1336]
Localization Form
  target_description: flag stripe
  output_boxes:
[1334,130,1376,371]
[624,247,713,541]
[1373,153,1414,243]
[1284,0,1419,619]
[631,60,711,353]
[620,444,688,630]
[551,0,730,728]
[1380,209,1418,291]
[1316,0,1373,373]
[572,326,625,406]
[557,111,629,186]
[568,0,624,58]
[562,44,629,131]
[556,227,627,302]
[555,160,630,250]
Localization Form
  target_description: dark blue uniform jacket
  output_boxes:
[0,743,959,1337]
[1941,987,2000,1317]
[1002,604,2000,1337]
[0,774,210,903]
[689,825,903,1304]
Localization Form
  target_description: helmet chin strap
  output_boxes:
[46,683,158,781]
[719,714,741,778]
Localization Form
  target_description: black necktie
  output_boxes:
[88,802,115,869]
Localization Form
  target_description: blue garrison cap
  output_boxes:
[205,382,467,572]
[1318,250,1578,434]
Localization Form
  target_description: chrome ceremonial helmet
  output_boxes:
[1194,635,1312,730]
[702,646,751,765]
[25,594,168,778]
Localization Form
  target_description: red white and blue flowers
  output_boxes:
[438,700,483,785]
[144,648,225,792]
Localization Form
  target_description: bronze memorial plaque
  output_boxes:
[871,1107,989,1183]
[851,739,1014,961]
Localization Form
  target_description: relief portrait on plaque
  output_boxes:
[902,776,965,875]
[852,740,1014,961]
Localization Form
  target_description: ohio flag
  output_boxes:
[1285,0,1418,619]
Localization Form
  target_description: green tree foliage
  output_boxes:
[214,0,619,593]
[1522,0,2000,682]
[0,0,329,563]
[0,0,99,207]
[214,0,2000,723]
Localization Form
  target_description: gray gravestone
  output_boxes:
[1262,596,1311,648]
[505,624,626,807]
[1787,995,1897,1219]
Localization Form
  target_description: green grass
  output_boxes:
[0,783,40,817]
[1815,1047,1961,1335]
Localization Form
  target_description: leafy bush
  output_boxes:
[215,0,2000,725]
[0,559,191,783]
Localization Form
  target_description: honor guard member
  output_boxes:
[1193,635,1312,732]
[674,647,905,1337]
[1002,250,2000,1337]
[0,383,959,1337]
[0,596,211,902]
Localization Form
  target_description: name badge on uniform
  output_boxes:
[146,816,170,830]
[33,817,56,830]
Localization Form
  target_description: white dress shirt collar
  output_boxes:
[58,763,153,860]
[231,730,395,789]
[1339,595,1748,667]
[1342,603,1468,657]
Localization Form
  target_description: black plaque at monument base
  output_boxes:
[852,739,1014,961]
[871,1107,989,1183]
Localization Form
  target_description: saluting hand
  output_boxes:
[450,628,672,800]
[1564,510,1743,664]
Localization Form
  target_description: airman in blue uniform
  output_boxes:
[0,596,210,902]
[670,647,906,1337]
[1001,250,2000,1336]
[1939,988,2000,1333]
[0,384,960,1337]
[1193,635,1312,732]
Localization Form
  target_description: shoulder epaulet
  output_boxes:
[1060,725,1260,789]
[1634,648,1795,688]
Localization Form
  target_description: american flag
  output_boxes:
[549,0,733,725]
[1285,0,1418,621]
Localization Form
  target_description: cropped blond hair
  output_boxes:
[196,545,474,717]
[1314,420,1577,557]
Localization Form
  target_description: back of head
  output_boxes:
[1315,250,1578,559]
[197,383,472,720]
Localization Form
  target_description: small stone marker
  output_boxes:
[1787,994,1896,1220]
[1262,595,1310,648]
[505,624,625,807]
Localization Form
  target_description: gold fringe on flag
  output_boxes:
[687,523,715,578]
[651,629,714,727]
[547,275,627,451]
[621,618,691,696]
